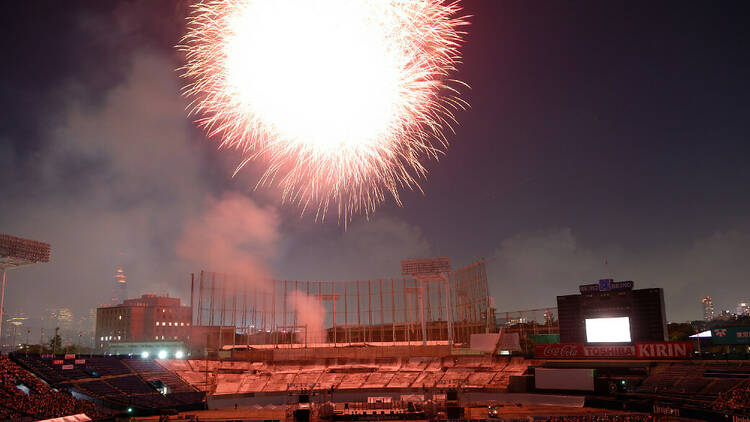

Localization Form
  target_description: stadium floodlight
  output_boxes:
[400,257,450,276]
[0,234,51,344]
[175,350,184,359]
[158,350,168,359]
[141,351,149,358]
[400,257,452,347]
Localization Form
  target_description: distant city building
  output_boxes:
[718,309,734,320]
[95,294,191,350]
[737,301,750,317]
[702,296,715,321]
[47,307,74,331]
[2,311,29,349]
[111,268,128,306]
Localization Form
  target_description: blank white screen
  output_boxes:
[585,317,631,342]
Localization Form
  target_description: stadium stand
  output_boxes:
[712,379,750,412]
[9,354,205,413]
[164,355,530,395]
[632,360,750,414]
[0,355,102,420]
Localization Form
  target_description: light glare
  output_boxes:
[585,317,631,343]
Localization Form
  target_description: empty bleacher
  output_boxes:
[10,354,205,412]
[635,361,750,401]
[167,355,529,395]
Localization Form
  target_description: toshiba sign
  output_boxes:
[535,341,692,359]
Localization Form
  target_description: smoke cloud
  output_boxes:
[287,290,327,344]
[175,193,279,284]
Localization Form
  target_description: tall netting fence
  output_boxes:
[192,259,492,346]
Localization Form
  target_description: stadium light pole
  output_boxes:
[0,234,51,349]
[400,257,452,348]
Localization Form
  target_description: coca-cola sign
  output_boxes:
[535,343,583,358]
[535,341,692,359]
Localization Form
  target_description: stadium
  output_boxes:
[3,251,750,421]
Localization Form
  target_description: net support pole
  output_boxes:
[418,278,427,346]
[0,268,6,345]
[442,273,453,348]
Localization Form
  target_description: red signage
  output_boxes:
[583,345,636,358]
[635,342,692,359]
[52,359,64,365]
[536,343,584,358]
[535,341,692,359]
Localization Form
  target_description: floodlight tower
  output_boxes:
[0,234,51,346]
[400,257,452,347]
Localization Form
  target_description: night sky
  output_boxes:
[2,0,749,334]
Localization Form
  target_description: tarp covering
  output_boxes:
[35,414,91,422]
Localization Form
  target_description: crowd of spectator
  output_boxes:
[0,355,102,421]
[712,380,750,412]
[525,416,654,422]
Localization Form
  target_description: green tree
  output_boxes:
[49,332,62,353]
[667,322,694,341]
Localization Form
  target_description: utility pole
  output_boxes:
[52,326,59,354]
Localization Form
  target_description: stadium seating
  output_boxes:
[635,361,750,405]
[83,356,130,376]
[165,355,531,395]
[0,355,102,420]
[8,354,205,413]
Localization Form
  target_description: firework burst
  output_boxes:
[179,0,469,221]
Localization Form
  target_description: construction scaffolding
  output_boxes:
[191,258,492,347]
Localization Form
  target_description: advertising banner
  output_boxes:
[535,343,584,358]
[635,342,693,359]
[535,341,692,359]
[711,327,750,345]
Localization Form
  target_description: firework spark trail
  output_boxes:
[179,0,469,222]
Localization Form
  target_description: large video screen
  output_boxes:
[585,317,631,342]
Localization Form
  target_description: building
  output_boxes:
[557,279,667,344]
[718,309,735,320]
[95,294,192,350]
[702,296,715,321]
[111,268,128,306]
[737,301,750,317]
